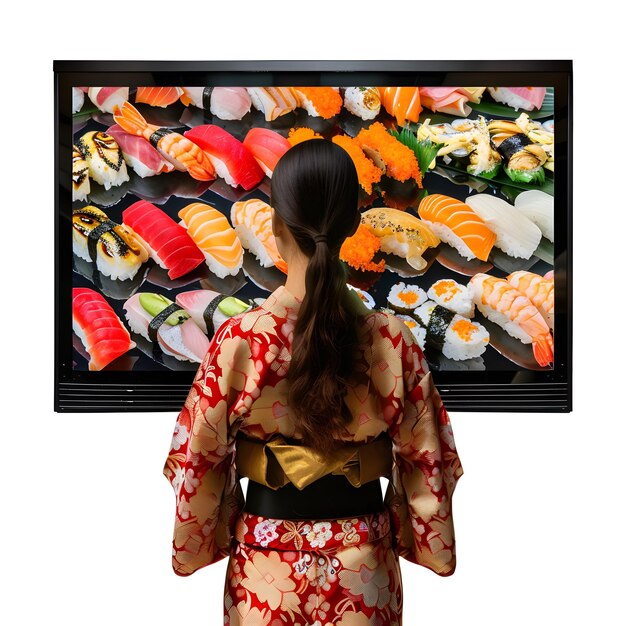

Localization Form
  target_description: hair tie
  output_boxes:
[313,233,328,245]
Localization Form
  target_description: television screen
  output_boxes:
[55,61,572,412]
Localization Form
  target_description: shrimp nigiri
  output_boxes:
[112,100,215,181]
[469,273,553,367]
[506,270,554,330]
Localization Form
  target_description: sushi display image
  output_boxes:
[72,84,555,372]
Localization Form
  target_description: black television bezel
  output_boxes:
[55,60,572,412]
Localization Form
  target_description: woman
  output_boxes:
[163,139,464,625]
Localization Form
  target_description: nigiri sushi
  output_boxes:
[72,87,85,114]
[180,87,252,120]
[230,199,287,272]
[487,87,546,112]
[113,100,215,181]
[379,87,422,126]
[73,287,136,370]
[88,87,130,114]
[246,87,299,121]
[342,87,381,120]
[184,125,264,190]
[513,189,554,243]
[355,122,422,186]
[331,134,382,195]
[414,300,489,361]
[175,289,255,336]
[243,128,290,178]
[418,193,496,262]
[178,202,244,278]
[72,144,90,202]
[73,205,149,281]
[359,207,439,271]
[122,200,205,280]
[469,272,553,367]
[464,193,542,259]
[135,87,183,107]
[506,270,554,330]
[419,87,473,117]
[106,124,175,178]
[293,87,343,119]
[76,131,130,190]
[123,292,209,362]
[427,279,475,318]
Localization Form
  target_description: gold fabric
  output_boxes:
[235,432,392,490]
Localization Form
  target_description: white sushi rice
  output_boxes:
[294,89,323,117]
[72,87,84,114]
[487,87,534,112]
[514,190,554,243]
[203,154,236,187]
[464,193,542,259]
[395,314,427,351]
[474,301,532,344]
[231,222,274,268]
[122,153,159,179]
[420,219,476,260]
[343,87,380,120]
[428,279,475,318]
[387,282,428,312]
[347,285,376,309]
[124,226,169,272]
[158,324,202,363]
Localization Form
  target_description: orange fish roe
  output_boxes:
[332,135,383,195]
[340,224,385,273]
[355,122,423,187]
[452,318,478,342]
[288,127,323,146]
[433,280,461,302]
[403,319,418,330]
[397,289,420,307]
[296,87,343,119]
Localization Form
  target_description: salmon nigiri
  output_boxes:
[418,193,496,262]
[379,87,422,126]
[135,87,183,108]
[230,199,287,273]
[178,202,244,279]
[113,100,215,181]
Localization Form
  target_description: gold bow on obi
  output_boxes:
[235,431,392,491]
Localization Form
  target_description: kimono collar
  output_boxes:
[260,284,372,319]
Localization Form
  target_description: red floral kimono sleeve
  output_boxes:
[162,315,251,577]
[384,322,464,576]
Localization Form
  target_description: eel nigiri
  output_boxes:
[76,131,130,190]
[506,270,554,330]
[178,202,244,278]
[464,193,542,259]
[88,87,130,114]
[184,125,265,190]
[242,128,290,178]
[379,87,422,126]
[122,200,205,280]
[72,144,90,202]
[230,199,287,272]
[106,124,175,178]
[469,272,553,367]
[175,289,255,336]
[73,287,136,370]
[123,292,209,362]
[73,205,149,281]
[135,87,183,107]
[418,193,496,262]
[113,100,215,181]
[360,207,440,271]
[246,87,299,121]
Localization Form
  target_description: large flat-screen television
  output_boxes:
[54,60,572,412]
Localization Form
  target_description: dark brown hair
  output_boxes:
[270,139,361,456]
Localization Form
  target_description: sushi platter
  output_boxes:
[71,85,555,373]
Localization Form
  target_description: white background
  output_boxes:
[3,2,624,624]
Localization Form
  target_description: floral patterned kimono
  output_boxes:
[163,284,464,625]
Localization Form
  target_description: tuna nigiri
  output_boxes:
[175,289,255,336]
[418,193,496,262]
[178,202,244,278]
[106,124,175,178]
[123,292,209,362]
[73,287,136,370]
[135,87,183,108]
[88,87,130,114]
[231,199,287,273]
[184,125,264,190]
[122,200,205,280]
[243,128,290,178]
[113,100,215,181]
